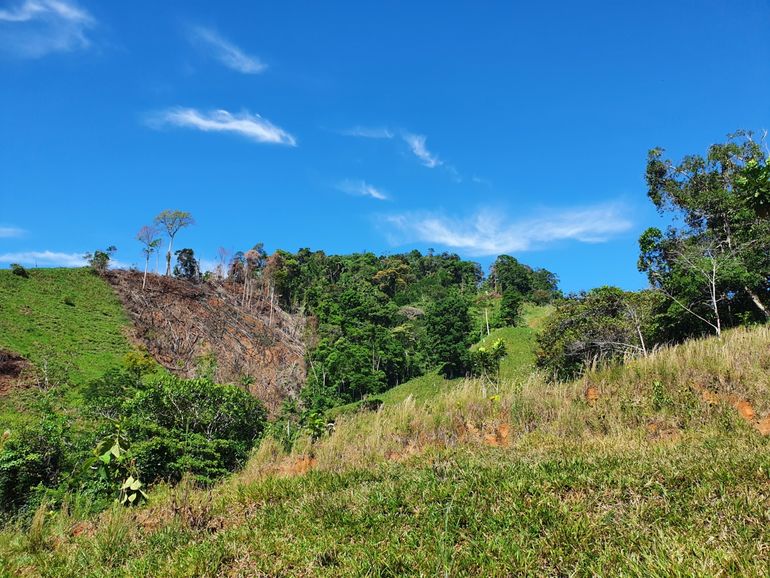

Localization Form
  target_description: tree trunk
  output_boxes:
[745,286,770,320]
[165,237,174,276]
[143,258,149,290]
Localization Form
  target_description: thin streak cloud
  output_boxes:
[340,126,394,139]
[148,108,296,146]
[385,204,633,255]
[337,179,389,201]
[0,226,25,238]
[189,25,266,74]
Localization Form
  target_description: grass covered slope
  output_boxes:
[334,302,549,413]
[0,268,132,385]
[3,326,770,576]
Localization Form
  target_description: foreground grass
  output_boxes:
[2,325,770,576]
[0,268,132,384]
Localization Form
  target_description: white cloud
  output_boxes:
[148,107,296,146]
[0,0,95,58]
[189,25,266,74]
[385,204,633,255]
[340,126,394,139]
[0,250,130,269]
[0,226,24,238]
[402,132,441,168]
[337,179,388,201]
[0,250,86,267]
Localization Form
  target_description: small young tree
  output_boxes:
[84,246,117,274]
[154,210,194,276]
[173,248,201,282]
[136,225,161,290]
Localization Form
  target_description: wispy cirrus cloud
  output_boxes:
[337,179,389,201]
[0,0,95,58]
[188,25,266,74]
[0,226,25,238]
[147,107,296,146]
[401,132,442,168]
[385,204,633,255]
[341,125,455,175]
[339,126,394,139]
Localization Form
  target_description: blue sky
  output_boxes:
[1,1,768,292]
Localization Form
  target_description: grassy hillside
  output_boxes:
[3,325,769,576]
[331,302,549,416]
[0,268,132,385]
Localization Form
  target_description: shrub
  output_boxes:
[125,375,267,485]
[0,412,71,516]
[10,263,29,278]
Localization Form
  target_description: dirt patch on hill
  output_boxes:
[692,382,770,436]
[0,350,29,395]
[105,271,306,414]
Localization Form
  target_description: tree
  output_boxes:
[173,248,200,282]
[536,287,661,379]
[84,246,117,274]
[154,210,194,276]
[640,131,770,335]
[639,229,745,338]
[490,255,532,295]
[216,247,230,280]
[136,226,161,290]
[425,291,473,378]
[498,289,523,327]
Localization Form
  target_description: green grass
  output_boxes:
[3,325,770,576]
[0,268,132,384]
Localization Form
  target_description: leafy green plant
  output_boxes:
[119,476,147,506]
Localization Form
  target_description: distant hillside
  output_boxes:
[0,268,132,386]
[0,268,306,413]
[332,302,551,414]
[105,270,306,413]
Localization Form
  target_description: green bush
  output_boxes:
[125,375,267,485]
[10,263,28,278]
[0,412,72,516]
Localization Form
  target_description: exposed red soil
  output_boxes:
[0,349,29,395]
[692,382,770,436]
[105,271,306,414]
[585,386,600,405]
[484,423,511,447]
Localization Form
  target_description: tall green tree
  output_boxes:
[498,289,523,327]
[425,291,472,378]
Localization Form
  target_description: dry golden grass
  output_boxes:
[231,325,770,485]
